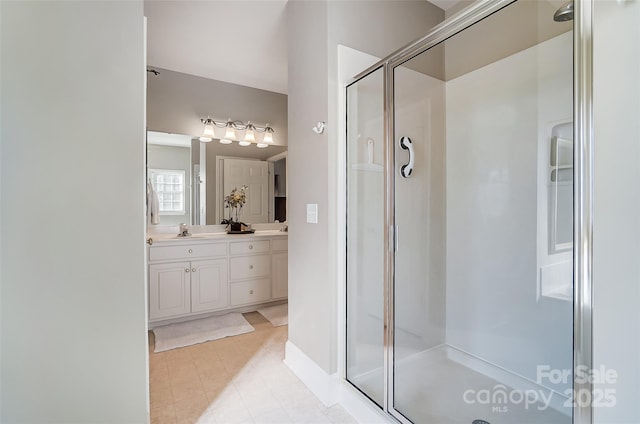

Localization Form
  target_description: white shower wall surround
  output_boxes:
[445,31,573,396]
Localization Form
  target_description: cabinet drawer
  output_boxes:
[229,255,270,280]
[229,240,270,255]
[271,238,288,252]
[230,279,271,306]
[149,242,227,262]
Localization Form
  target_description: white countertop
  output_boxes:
[148,230,287,245]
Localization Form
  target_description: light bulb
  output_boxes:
[238,140,251,147]
[224,123,236,140]
[199,136,212,142]
[202,122,215,138]
[244,127,256,142]
[219,139,232,145]
[263,129,273,144]
[256,143,268,149]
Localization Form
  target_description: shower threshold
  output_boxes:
[350,345,571,424]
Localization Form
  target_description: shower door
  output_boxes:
[346,66,386,407]
[389,1,574,423]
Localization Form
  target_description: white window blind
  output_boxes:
[149,169,185,214]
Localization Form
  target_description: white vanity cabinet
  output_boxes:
[229,240,273,306]
[148,241,229,321]
[149,259,228,320]
[147,234,287,325]
[148,261,191,320]
[190,259,228,313]
[271,238,288,300]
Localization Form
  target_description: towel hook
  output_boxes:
[312,121,326,134]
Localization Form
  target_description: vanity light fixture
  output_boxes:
[244,123,256,142]
[199,117,276,147]
[223,120,236,140]
[199,117,216,142]
[263,125,274,143]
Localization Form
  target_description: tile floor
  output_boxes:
[149,312,357,424]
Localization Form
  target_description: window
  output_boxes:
[149,169,185,214]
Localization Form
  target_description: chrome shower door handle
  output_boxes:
[399,136,414,178]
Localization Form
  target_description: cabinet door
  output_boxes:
[149,262,191,320]
[191,259,229,313]
[271,252,288,299]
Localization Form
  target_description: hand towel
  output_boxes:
[147,180,160,225]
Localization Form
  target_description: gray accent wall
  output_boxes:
[287,0,444,374]
[147,67,288,146]
[0,1,147,422]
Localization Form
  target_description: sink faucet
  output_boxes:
[178,223,190,237]
[280,222,288,232]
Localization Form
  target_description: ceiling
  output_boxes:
[145,0,289,94]
[144,0,459,95]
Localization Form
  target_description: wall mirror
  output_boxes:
[147,131,287,227]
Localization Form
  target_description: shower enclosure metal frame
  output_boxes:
[345,0,594,422]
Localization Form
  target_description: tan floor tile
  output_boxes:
[207,384,244,409]
[193,357,227,374]
[325,405,358,424]
[211,401,252,424]
[171,380,207,403]
[251,407,292,423]
[150,314,355,424]
[174,393,212,422]
[151,403,177,424]
[151,384,174,409]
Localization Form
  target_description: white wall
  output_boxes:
[445,33,573,392]
[287,0,333,373]
[287,0,444,377]
[0,1,148,422]
[593,1,640,423]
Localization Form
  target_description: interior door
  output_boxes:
[223,159,269,223]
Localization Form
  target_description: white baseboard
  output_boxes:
[284,341,339,407]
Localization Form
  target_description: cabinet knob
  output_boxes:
[146,237,153,246]
[249,265,254,270]
[188,249,193,254]
[185,268,190,273]
[249,245,253,250]
[249,289,254,295]
[192,268,196,272]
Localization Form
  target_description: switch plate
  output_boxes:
[306,203,318,224]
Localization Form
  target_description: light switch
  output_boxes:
[306,203,318,224]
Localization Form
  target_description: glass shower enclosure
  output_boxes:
[346,1,587,423]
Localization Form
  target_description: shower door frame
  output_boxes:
[346,0,594,423]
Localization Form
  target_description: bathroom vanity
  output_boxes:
[147,231,287,327]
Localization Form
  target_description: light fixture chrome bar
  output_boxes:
[199,117,274,133]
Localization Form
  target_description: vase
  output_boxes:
[229,221,242,232]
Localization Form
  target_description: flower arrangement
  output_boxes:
[224,185,248,223]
